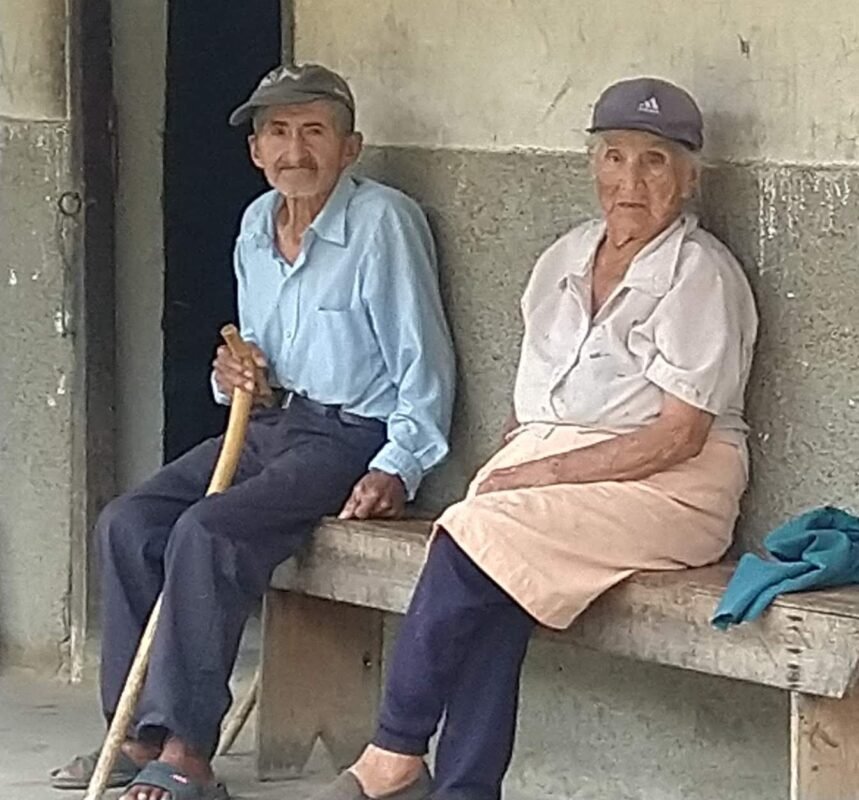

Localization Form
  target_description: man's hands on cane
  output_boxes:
[213,342,274,406]
[216,338,407,519]
[339,469,406,520]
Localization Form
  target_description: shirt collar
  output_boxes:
[308,171,356,246]
[561,213,696,298]
[256,171,356,248]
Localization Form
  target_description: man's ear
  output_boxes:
[343,131,363,167]
[248,134,263,170]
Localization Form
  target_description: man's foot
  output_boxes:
[49,739,159,790]
[120,736,216,800]
[123,739,163,766]
[347,745,426,798]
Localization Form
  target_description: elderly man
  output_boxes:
[316,77,757,800]
[51,63,455,800]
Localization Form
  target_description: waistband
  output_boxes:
[279,389,384,429]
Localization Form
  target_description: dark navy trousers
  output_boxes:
[375,533,537,800]
[98,400,385,758]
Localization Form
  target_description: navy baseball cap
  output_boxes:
[588,77,703,151]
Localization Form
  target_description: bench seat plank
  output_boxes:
[270,518,859,698]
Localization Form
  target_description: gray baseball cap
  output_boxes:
[588,77,703,151]
[229,63,355,127]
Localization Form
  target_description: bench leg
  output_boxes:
[256,591,383,781]
[790,689,859,799]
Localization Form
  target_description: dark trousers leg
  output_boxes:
[374,533,535,800]
[99,437,226,725]
[132,408,385,758]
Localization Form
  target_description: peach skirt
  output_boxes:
[435,424,747,629]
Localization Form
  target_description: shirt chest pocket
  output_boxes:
[308,305,378,362]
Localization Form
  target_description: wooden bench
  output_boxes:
[257,518,859,800]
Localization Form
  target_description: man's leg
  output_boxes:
[99,438,224,729]
[127,407,385,795]
[346,532,535,800]
[51,434,251,788]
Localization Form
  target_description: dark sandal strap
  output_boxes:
[50,749,139,789]
[123,761,229,800]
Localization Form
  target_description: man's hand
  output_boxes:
[476,457,560,495]
[213,342,274,406]
[339,469,407,520]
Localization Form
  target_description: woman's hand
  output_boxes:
[476,457,560,495]
[477,395,714,496]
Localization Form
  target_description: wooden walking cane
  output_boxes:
[84,324,256,800]
[215,668,260,756]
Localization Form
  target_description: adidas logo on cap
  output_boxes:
[637,96,660,115]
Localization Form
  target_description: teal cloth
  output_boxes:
[712,506,859,630]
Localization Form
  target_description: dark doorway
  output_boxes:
[163,1,281,460]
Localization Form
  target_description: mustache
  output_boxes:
[275,159,316,171]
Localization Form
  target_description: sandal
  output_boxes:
[50,749,140,790]
[312,764,432,800]
[119,761,230,800]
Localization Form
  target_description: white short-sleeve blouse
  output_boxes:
[514,214,758,445]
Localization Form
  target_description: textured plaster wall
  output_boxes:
[358,150,859,543]
[0,0,68,121]
[0,3,74,669]
[297,0,859,163]
[297,2,859,797]
[360,145,858,800]
[112,0,166,491]
[702,166,859,546]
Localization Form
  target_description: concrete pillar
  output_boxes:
[0,0,74,671]
[0,0,68,120]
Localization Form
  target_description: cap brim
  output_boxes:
[228,102,257,127]
[228,87,354,127]
[586,122,700,151]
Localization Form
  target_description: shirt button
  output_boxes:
[285,331,294,340]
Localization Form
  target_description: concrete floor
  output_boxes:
[1,616,533,800]
[0,667,336,800]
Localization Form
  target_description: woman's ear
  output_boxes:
[681,161,700,201]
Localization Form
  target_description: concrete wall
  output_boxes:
[112,0,166,491]
[0,1,75,670]
[296,2,859,798]
[298,0,859,164]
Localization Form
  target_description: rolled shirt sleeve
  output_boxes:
[210,371,231,406]
[644,243,757,415]
[362,200,456,499]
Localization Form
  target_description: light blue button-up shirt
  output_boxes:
[214,172,455,499]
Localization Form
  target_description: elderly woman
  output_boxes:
[316,77,758,800]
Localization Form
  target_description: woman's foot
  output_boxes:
[347,745,425,798]
[120,736,214,800]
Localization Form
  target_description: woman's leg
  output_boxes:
[347,532,535,799]
[432,579,534,800]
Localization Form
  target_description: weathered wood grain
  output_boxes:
[256,592,383,780]
[270,518,859,697]
[790,689,859,799]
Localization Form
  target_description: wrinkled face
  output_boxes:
[249,101,362,200]
[593,130,697,243]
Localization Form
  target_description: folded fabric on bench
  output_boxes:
[712,505,859,629]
